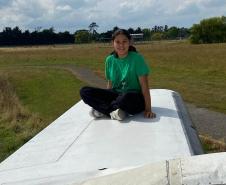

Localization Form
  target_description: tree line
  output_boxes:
[0,27,74,46]
[190,16,226,44]
[0,24,189,46]
[75,24,190,43]
[0,16,226,46]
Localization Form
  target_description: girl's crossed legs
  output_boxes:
[80,86,145,117]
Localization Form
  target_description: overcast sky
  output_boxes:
[0,0,226,33]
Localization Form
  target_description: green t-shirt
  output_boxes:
[105,51,150,93]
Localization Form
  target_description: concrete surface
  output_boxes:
[0,89,198,185]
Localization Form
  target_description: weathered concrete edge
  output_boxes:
[172,91,204,155]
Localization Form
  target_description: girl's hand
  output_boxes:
[144,110,156,119]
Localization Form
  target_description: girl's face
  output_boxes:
[113,34,130,58]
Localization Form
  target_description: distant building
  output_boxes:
[130,33,144,42]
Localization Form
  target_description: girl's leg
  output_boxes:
[111,92,145,115]
[80,86,119,115]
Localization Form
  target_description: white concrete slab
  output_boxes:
[0,89,202,185]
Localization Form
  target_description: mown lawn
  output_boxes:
[139,41,226,113]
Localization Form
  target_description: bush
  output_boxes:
[190,16,226,44]
[151,32,165,40]
[74,30,91,43]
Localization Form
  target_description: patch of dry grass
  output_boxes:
[0,67,85,162]
[199,135,226,153]
[0,74,39,123]
[0,74,43,161]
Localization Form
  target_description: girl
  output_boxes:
[80,29,156,121]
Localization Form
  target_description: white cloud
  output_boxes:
[0,0,225,32]
[56,5,72,11]
[201,0,226,8]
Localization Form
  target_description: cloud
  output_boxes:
[202,0,226,8]
[56,5,72,11]
[0,0,13,7]
[0,0,225,32]
[175,1,200,15]
[0,0,54,26]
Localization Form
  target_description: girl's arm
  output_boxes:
[139,75,156,118]
[107,80,112,89]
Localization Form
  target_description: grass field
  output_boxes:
[0,41,226,161]
[0,67,85,161]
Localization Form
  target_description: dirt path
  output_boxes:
[57,65,106,88]
[59,64,226,141]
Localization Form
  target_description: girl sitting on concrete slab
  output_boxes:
[80,29,156,121]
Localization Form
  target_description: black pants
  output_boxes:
[80,86,145,116]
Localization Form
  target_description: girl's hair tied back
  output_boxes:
[111,29,137,57]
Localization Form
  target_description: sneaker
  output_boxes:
[110,109,127,121]
[89,108,105,118]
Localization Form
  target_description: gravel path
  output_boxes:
[186,103,226,141]
[63,65,226,141]
[58,65,106,88]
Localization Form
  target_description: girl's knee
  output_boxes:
[80,86,92,97]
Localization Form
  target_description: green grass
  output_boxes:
[0,68,85,161]
[0,44,109,68]
[136,42,226,113]
[0,121,32,162]
[6,67,84,121]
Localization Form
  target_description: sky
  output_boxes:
[0,0,226,33]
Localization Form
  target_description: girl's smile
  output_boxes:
[113,34,130,58]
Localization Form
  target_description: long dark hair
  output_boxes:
[111,29,137,57]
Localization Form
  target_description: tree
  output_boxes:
[152,25,164,33]
[190,16,226,44]
[99,30,112,42]
[135,27,142,33]
[178,27,190,39]
[142,28,151,41]
[22,30,31,45]
[128,28,135,34]
[189,24,202,44]
[89,22,99,34]
[2,27,13,45]
[113,26,119,33]
[40,27,56,44]
[151,32,165,40]
[0,26,74,46]
[57,31,74,44]
[166,26,179,39]
[88,22,99,41]
[164,25,168,32]
[75,30,90,43]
